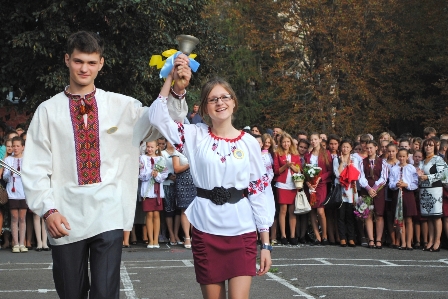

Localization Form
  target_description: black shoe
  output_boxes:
[35,247,43,252]
[430,246,440,252]
[412,242,421,249]
[368,240,375,249]
[289,237,299,245]
[42,247,51,251]
[348,240,356,248]
[299,237,306,244]
[312,239,321,246]
[422,245,433,251]
[321,238,329,246]
[375,241,382,249]
[406,247,413,251]
[280,237,289,245]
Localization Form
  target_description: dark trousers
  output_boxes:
[338,202,355,241]
[52,229,123,299]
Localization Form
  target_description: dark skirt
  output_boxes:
[443,187,448,217]
[9,199,28,210]
[413,189,427,222]
[359,188,385,216]
[304,181,327,208]
[175,169,196,209]
[163,184,176,213]
[392,189,418,217]
[277,188,296,205]
[142,197,163,212]
[191,227,257,285]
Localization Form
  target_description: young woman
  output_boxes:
[359,140,388,249]
[139,141,168,249]
[172,146,196,249]
[412,150,428,249]
[273,133,301,245]
[326,134,340,245]
[161,141,182,246]
[385,143,400,247]
[417,138,447,252]
[305,133,333,245]
[149,70,273,298]
[389,148,418,250]
[261,133,278,244]
[261,134,275,183]
[4,136,27,253]
[333,139,360,247]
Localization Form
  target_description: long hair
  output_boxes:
[262,133,275,156]
[422,138,438,159]
[275,133,298,156]
[310,133,330,168]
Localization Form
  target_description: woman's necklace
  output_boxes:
[425,154,434,164]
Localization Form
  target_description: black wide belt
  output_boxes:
[196,187,244,205]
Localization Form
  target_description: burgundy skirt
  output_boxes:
[304,181,327,208]
[191,227,257,285]
[142,197,163,212]
[277,188,296,205]
[443,188,448,217]
[9,199,28,209]
[413,189,427,222]
[360,189,385,216]
[392,189,418,217]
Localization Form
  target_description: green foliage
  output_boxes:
[0,0,218,110]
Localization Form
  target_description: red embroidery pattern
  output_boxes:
[248,173,270,196]
[174,121,185,153]
[66,88,102,185]
[208,127,245,142]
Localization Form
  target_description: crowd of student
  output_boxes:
[248,126,448,252]
[0,126,50,253]
[2,122,448,254]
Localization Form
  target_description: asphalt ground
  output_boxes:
[0,242,448,299]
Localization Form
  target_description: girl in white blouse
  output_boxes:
[149,60,274,298]
[389,148,418,249]
[139,141,168,249]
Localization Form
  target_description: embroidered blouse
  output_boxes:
[139,155,168,198]
[419,156,448,187]
[359,158,388,191]
[3,156,25,200]
[148,95,275,235]
[388,164,419,191]
[261,151,274,183]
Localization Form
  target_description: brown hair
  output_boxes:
[275,133,299,156]
[199,78,238,125]
[67,31,104,57]
[262,133,275,156]
[421,138,438,159]
[310,133,330,168]
[11,136,25,146]
[146,141,162,156]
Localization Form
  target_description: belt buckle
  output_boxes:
[210,186,231,205]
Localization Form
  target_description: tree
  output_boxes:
[0,0,219,112]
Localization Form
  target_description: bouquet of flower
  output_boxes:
[292,173,305,189]
[354,195,374,219]
[303,164,322,206]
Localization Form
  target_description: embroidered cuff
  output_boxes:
[365,185,372,191]
[258,227,270,233]
[43,209,59,221]
[157,94,168,103]
[170,87,186,100]
[372,184,379,191]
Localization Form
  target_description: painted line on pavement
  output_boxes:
[305,285,448,293]
[120,261,137,299]
[258,264,315,298]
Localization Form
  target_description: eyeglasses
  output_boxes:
[207,94,232,104]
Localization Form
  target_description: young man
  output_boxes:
[438,139,448,158]
[22,31,191,299]
[423,127,437,139]
[187,103,203,124]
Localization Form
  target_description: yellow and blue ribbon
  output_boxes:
[149,49,200,78]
